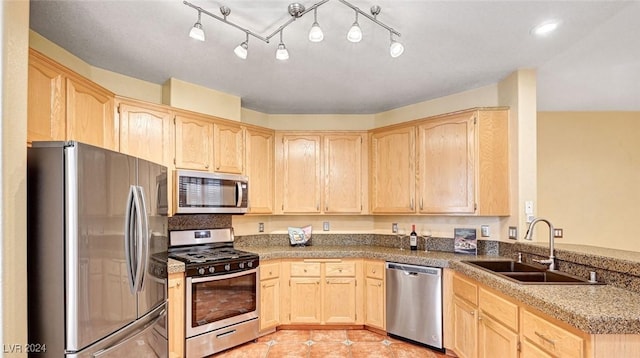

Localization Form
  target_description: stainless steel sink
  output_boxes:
[462,260,603,285]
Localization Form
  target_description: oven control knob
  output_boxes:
[208,267,215,273]
[247,261,253,268]
[239,262,245,269]
[225,264,231,271]
[198,268,205,275]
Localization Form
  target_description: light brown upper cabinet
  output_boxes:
[275,132,367,214]
[417,109,509,215]
[323,134,367,214]
[28,49,117,151]
[369,125,416,213]
[276,133,322,213]
[174,111,214,171]
[213,122,244,174]
[245,126,275,214]
[27,49,66,144]
[117,98,174,167]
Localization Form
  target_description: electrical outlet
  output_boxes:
[481,225,490,237]
[258,222,264,233]
[323,222,330,231]
[392,223,398,233]
[508,226,518,240]
[554,228,563,238]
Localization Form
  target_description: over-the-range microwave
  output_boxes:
[174,170,248,214]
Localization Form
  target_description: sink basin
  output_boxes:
[462,260,603,285]
[463,260,546,273]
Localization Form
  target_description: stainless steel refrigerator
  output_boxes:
[27,141,168,357]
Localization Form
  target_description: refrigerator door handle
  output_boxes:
[131,186,146,294]
[124,185,137,294]
[135,185,150,293]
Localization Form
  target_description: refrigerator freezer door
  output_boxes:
[136,159,168,318]
[67,143,137,351]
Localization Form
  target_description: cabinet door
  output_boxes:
[417,112,475,214]
[323,278,357,324]
[280,135,322,213]
[478,313,518,358]
[118,101,173,166]
[27,50,66,143]
[260,278,280,331]
[520,339,553,358]
[370,126,416,213]
[213,122,244,174]
[174,114,213,171]
[364,277,385,330]
[66,76,117,151]
[324,134,364,213]
[168,273,185,358]
[453,296,478,358]
[289,278,322,323]
[245,127,274,214]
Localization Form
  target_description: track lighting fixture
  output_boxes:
[347,11,362,43]
[308,8,324,42]
[389,33,404,58]
[275,31,289,60]
[183,0,404,59]
[234,33,249,59]
[189,10,205,41]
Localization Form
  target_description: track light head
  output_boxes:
[276,31,289,60]
[389,33,404,58]
[189,11,205,41]
[347,12,362,43]
[308,8,324,42]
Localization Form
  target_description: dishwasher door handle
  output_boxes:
[403,271,419,276]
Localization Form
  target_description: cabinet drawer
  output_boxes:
[453,274,478,305]
[290,262,321,277]
[521,309,584,358]
[365,261,385,279]
[325,262,356,277]
[260,262,280,280]
[479,287,518,331]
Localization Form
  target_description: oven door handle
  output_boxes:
[189,267,258,284]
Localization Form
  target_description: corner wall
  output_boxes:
[538,111,640,252]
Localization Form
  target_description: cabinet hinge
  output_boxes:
[117,105,121,114]
[173,158,176,165]
[173,116,176,124]
[517,340,521,352]
[473,116,477,125]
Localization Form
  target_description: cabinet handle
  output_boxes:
[304,269,307,273]
[177,282,181,288]
[377,282,382,287]
[269,271,273,275]
[372,269,376,274]
[420,197,423,210]
[317,203,320,211]
[326,280,329,284]
[410,198,414,210]
[216,165,220,170]
[339,269,343,272]
[534,331,556,347]
[205,164,209,169]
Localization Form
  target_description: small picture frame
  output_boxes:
[454,228,477,255]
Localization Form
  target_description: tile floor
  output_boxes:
[211,329,449,358]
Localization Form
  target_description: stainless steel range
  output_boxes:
[169,228,259,357]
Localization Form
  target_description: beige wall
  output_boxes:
[162,78,241,121]
[374,84,500,127]
[538,112,640,252]
[497,70,538,245]
[2,0,29,353]
[266,114,376,131]
[30,30,163,104]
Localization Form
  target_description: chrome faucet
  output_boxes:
[524,218,556,271]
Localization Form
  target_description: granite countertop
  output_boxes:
[168,258,185,274]
[239,245,640,335]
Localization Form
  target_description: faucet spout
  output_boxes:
[524,218,556,271]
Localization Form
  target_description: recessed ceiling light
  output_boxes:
[531,21,560,36]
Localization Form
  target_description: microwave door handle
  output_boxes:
[236,181,243,207]
[124,185,137,294]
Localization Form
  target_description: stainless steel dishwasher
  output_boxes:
[386,262,443,351]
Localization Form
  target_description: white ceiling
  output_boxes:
[29,0,640,114]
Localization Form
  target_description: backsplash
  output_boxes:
[234,233,500,255]
[168,214,232,231]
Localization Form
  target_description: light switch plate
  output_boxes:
[481,225,490,237]
[258,222,264,233]
[323,222,330,231]
[508,226,518,240]
[392,223,398,233]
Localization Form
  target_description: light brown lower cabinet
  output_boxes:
[363,260,385,330]
[168,272,185,358]
[280,259,364,326]
[259,261,280,333]
[449,272,640,358]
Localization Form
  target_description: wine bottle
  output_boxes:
[410,224,418,250]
